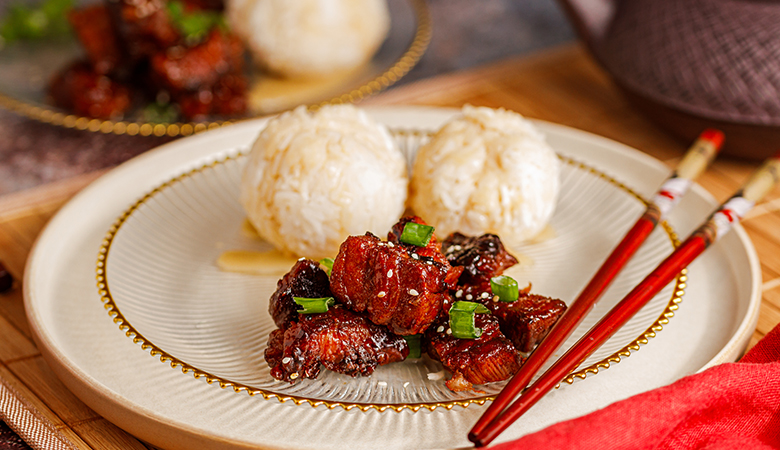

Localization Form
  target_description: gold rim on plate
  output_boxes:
[95,134,685,412]
[0,0,431,138]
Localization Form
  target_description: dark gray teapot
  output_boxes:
[557,0,780,159]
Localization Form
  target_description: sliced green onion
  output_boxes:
[165,0,225,44]
[140,101,179,123]
[319,258,334,276]
[0,0,73,43]
[399,222,434,247]
[491,275,519,302]
[293,297,335,314]
[403,334,422,359]
[449,301,490,339]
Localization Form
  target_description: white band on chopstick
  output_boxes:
[709,196,754,241]
[652,177,692,219]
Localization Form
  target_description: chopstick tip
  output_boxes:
[467,431,487,448]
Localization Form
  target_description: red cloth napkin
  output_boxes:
[494,323,780,449]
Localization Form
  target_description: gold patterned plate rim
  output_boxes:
[95,131,685,413]
[0,0,431,138]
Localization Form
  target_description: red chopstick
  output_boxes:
[468,129,724,443]
[470,151,780,447]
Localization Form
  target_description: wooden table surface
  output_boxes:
[1,44,779,449]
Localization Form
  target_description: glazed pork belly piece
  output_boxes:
[387,216,451,267]
[462,283,568,353]
[150,30,244,92]
[150,30,247,119]
[48,61,133,120]
[330,224,462,336]
[442,232,519,286]
[268,259,332,329]
[67,4,124,75]
[443,232,566,353]
[265,307,408,383]
[425,314,523,392]
[106,0,180,62]
[175,71,248,119]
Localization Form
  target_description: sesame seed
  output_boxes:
[378,381,388,387]
[412,253,419,260]
[427,371,444,381]
[481,292,489,299]
[466,294,473,300]
[409,289,419,296]
[454,245,462,251]
[378,291,386,298]
[282,357,292,365]
[290,372,299,380]
[446,328,452,335]
[298,257,305,261]
[455,290,463,298]
[403,382,410,388]
[493,295,499,302]
[426,261,433,265]
[387,269,393,277]
[437,326,445,333]
[388,242,395,248]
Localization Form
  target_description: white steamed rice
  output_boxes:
[240,104,408,259]
[226,0,390,78]
[409,105,560,247]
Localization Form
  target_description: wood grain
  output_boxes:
[1,43,778,449]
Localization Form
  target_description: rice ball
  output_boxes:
[240,104,408,259]
[226,0,391,78]
[409,106,560,247]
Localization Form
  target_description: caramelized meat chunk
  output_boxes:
[268,259,332,329]
[67,5,124,75]
[442,233,519,286]
[176,71,247,120]
[108,0,180,61]
[49,61,132,119]
[151,30,244,92]
[425,314,522,390]
[482,290,567,353]
[388,216,449,266]
[330,233,458,335]
[150,30,247,119]
[264,308,409,383]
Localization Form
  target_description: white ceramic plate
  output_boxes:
[24,106,761,449]
[98,130,682,409]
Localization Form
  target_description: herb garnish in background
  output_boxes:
[0,0,73,44]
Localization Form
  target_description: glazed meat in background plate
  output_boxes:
[151,30,248,119]
[49,0,247,120]
[48,61,132,119]
[330,232,460,336]
[67,4,124,75]
[442,232,519,286]
[150,30,245,92]
[267,259,332,329]
[425,314,523,391]
[106,0,180,62]
[265,307,409,383]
